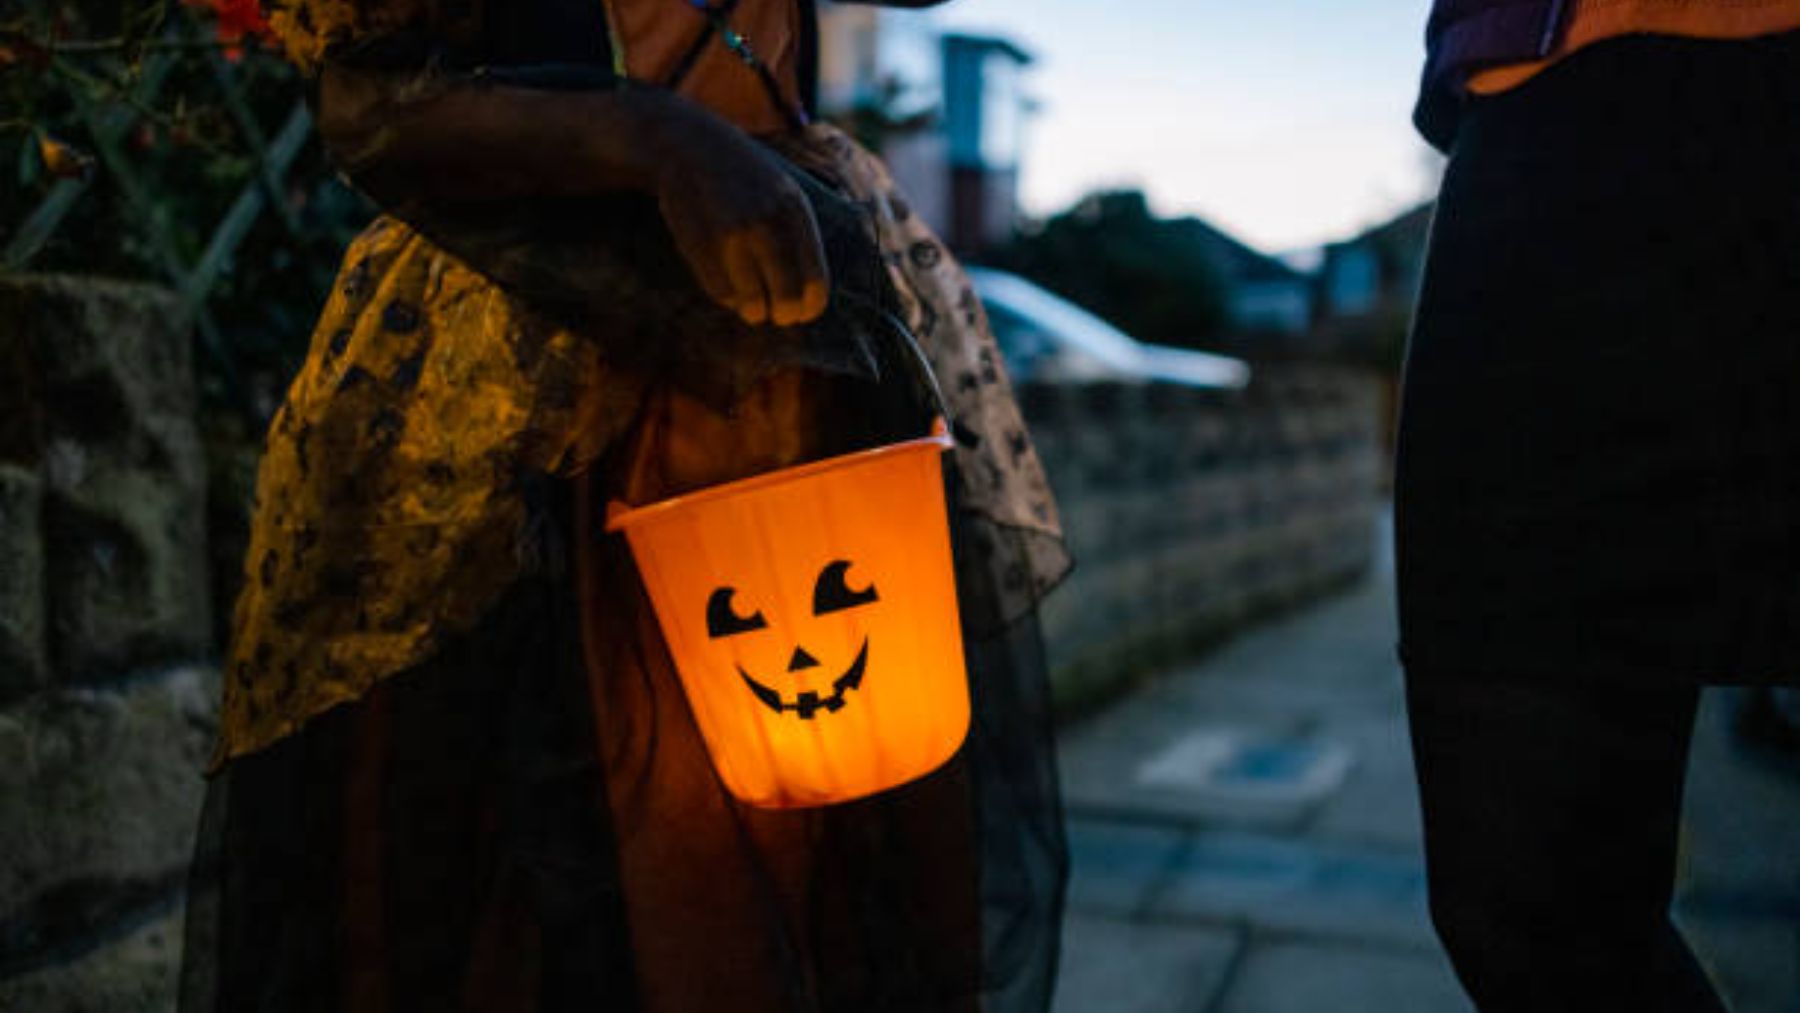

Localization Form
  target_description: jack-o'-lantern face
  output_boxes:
[706,560,879,720]
[607,425,969,807]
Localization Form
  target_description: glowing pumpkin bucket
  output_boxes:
[607,421,969,809]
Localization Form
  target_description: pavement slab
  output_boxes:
[1680,691,1800,914]
[1303,710,1426,852]
[1213,940,1473,1013]
[1051,915,1242,1013]
[1148,829,1436,951]
[1678,911,1800,1013]
[1678,690,1800,1013]
[1065,819,1189,917]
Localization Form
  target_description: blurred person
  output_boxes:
[177,1,1070,1010]
[1398,3,1800,1010]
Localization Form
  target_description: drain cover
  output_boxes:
[1134,730,1353,803]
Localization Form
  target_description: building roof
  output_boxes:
[1169,217,1310,286]
[941,32,1034,66]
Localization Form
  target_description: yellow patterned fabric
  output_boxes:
[266,0,463,71]
[216,219,643,766]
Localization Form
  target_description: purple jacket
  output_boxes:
[1416,0,1571,150]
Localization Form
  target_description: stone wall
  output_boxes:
[1016,367,1384,711]
[0,276,216,1013]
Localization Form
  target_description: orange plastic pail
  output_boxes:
[606,420,969,809]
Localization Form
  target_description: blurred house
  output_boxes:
[1311,203,1434,483]
[941,33,1032,253]
[1184,202,1433,362]
[1166,217,1315,339]
[815,4,1034,254]
[1312,202,1433,363]
[815,3,949,229]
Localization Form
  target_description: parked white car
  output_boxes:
[965,267,1251,390]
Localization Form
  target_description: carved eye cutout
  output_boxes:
[813,560,879,615]
[706,587,767,638]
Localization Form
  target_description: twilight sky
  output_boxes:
[930,0,1440,253]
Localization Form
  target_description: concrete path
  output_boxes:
[1049,542,1800,1012]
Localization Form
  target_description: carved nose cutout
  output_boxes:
[787,646,820,672]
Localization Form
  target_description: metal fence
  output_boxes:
[4,2,353,421]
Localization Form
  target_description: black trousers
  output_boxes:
[1406,670,1728,1012]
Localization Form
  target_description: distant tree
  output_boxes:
[985,189,1230,348]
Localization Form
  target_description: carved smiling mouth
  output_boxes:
[739,640,870,720]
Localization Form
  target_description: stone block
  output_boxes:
[0,465,46,700]
[0,666,216,951]
[1075,380,1137,422]
[1014,380,1068,427]
[0,276,210,680]
[43,468,212,682]
[0,906,183,1013]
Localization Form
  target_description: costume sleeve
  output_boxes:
[272,0,895,409]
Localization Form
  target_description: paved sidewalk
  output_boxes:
[1049,549,1800,1012]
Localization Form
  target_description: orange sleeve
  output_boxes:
[1467,0,1800,95]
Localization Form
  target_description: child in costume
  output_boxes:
[179,2,1071,1010]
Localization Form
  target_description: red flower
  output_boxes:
[184,0,274,59]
